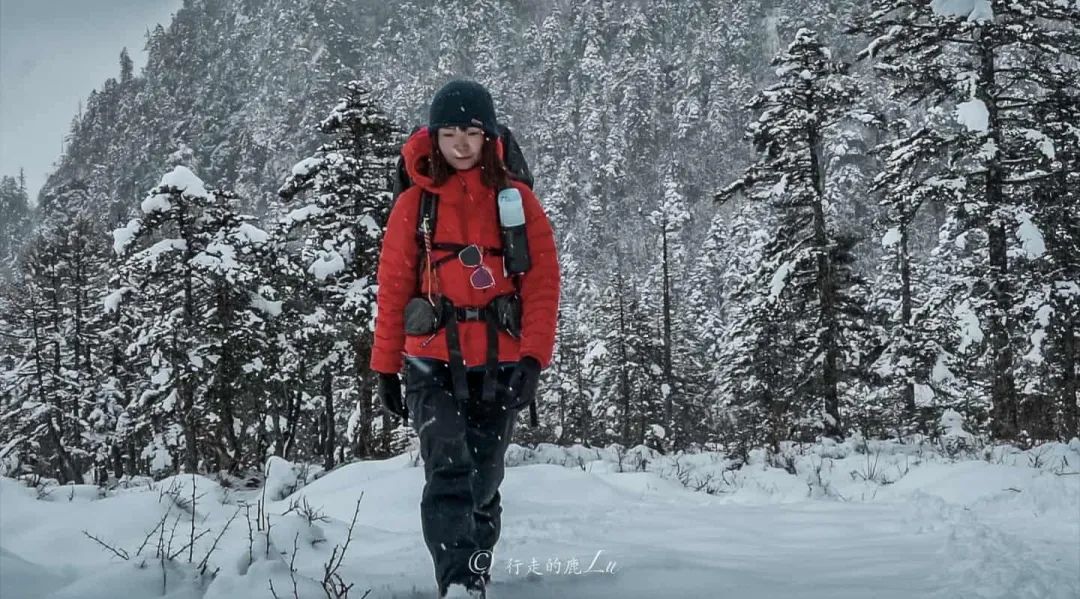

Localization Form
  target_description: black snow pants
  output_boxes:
[403,356,519,593]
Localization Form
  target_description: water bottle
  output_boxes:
[497,187,531,274]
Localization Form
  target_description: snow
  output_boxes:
[357,214,381,239]
[1015,210,1046,259]
[1020,128,1056,160]
[241,358,265,374]
[769,260,794,301]
[926,175,966,191]
[914,382,936,406]
[235,223,269,245]
[955,98,989,132]
[931,352,956,384]
[1024,304,1053,365]
[159,165,209,199]
[937,409,975,445]
[1057,280,1080,298]
[769,173,787,199]
[150,367,172,387]
[249,290,282,317]
[881,226,901,249]
[290,156,322,177]
[139,435,173,474]
[111,219,142,255]
[581,340,607,368]
[140,192,173,214]
[308,250,345,281]
[1,439,1077,599]
[102,287,133,313]
[931,0,994,22]
[976,138,998,160]
[648,423,666,439]
[952,299,984,353]
[191,242,240,277]
[264,455,318,502]
[140,238,187,269]
[282,204,325,226]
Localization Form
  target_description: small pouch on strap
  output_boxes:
[492,294,522,338]
[404,297,441,335]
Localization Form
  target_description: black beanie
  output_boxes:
[427,79,500,139]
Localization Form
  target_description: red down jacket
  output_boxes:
[369,127,560,374]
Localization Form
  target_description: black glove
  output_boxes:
[506,357,541,410]
[378,373,407,420]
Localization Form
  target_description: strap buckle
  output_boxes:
[462,306,481,320]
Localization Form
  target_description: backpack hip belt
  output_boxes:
[403,293,537,426]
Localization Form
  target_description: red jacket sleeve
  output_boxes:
[515,183,560,368]
[370,189,421,374]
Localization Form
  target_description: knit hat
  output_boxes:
[427,79,500,139]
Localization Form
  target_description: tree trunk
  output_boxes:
[1061,311,1078,439]
[322,368,336,471]
[177,204,200,472]
[615,271,632,445]
[900,224,916,421]
[353,333,373,458]
[807,123,842,439]
[979,37,1018,440]
[660,211,674,443]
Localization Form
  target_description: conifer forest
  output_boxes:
[1,0,1078,485]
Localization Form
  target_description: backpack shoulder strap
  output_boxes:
[415,190,438,294]
[498,124,534,190]
[416,190,438,242]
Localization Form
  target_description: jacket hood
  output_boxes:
[401,127,504,193]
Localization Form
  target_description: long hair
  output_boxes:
[425,135,510,190]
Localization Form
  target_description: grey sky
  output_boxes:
[1,0,181,207]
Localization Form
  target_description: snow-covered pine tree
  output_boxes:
[533,305,589,446]
[0,172,32,280]
[0,241,82,482]
[53,216,109,481]
[277,81,397,464]
[851,0,1080,441]
[865,119,974,436]
[95,267,143,480]
[579,257,664,450]
[718,28,866,441]
[110,166,270,474]
[643,167,700,451]
[189,191,277,472]
[0,204,113,483]
[1017,81,1080,440]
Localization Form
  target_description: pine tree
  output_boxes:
[850,0,1080,441]
[718,28,867,440]
[110,166,270,474]
[278,81,397,465]
[119,47,134,85]
[0,173,32,280]
[2,269,80,481]
[862,114,977,436]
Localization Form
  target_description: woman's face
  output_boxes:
[437,126,485,171]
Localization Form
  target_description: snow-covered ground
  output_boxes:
[2,435,1078,599]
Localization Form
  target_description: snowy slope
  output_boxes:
[2,438,1077,599]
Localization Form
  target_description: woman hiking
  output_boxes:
[370,79,560,599]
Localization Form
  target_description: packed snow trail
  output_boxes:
[1,439,1077,599]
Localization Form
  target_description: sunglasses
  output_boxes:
[458,244,495,290]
